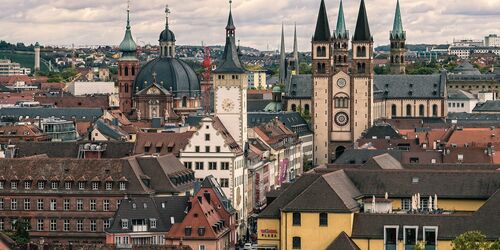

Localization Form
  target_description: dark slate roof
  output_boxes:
[374,73,446,99]
[326,231,361,250]
[226,10,236,30]
[452,61,481,75]
[214,9,245,74]
[0,107,103,122]
[159,29,175,42]
[259,174,322,218]
[447,89,476,100]
[352,190,500,240]
[283,170,361,212]
[473,100,500,113]
[313,0,331,41]
[133,57,200,97]
[362,124,402,139]
[108,196,188,233]
[135,155,194,194]
[201,175,236,213]
[353,0,372,41]
[95,119,126,141]
[284,74,312,99]
[334,149,403,165]
[247,99,270,112]
[447,112,500,123]
[11,141,134,158]
[344,169,500,199]
[248,112,312,137]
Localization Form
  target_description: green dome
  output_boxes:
[264,101,283,112]
[119,29,137,52]
[272,86,282,93]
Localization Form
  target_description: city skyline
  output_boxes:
[0,0,499,51]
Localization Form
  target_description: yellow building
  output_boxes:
[256,162,500,250]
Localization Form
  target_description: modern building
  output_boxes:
[0,60,22,76]
[248,70,268,89]
[67,81,116,96]
[257,162,500,250]
[38,117,78,141]
[447,89,478,113]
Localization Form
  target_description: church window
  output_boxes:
[168,46,173,57]
[291,104,297,112]
[406,104,412,117]
[182,96,188,107]
[343,55,347,63]
[125,84,129,93]
[391,104,397,117]
[391,56,394,64]
[419,105,425,117]
[316,46,326,57]
[401,56,404,63]
[304,104,310,113]
[432,105,439,117]
[132,67,135,76]
[124,67,129,76]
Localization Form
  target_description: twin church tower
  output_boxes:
[312,0,406,165]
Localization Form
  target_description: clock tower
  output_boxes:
[213,1,248,148]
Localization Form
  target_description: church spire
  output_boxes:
[165,4,170,32]
[293,23,299,75]
[214,0,245,73]
[119,0,137,57]
[313,0,331,41]
[353,0,372,41]
[391,0,405,39]
[334,0,347,39]
[279,23,286,84]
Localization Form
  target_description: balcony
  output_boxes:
[132,225,147,232]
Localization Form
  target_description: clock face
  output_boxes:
[337,78,347,88]
[222,98,235,112]
[335,112,349,126]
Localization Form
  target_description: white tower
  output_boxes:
[34,42,40,73]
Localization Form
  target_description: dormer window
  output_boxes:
[0,181,4,189]
[106,182,113,191]
[92,182,99,190]
[78,181,85,190]
[121,219,129,229]
[11,181,18,190]
[198,227,206,236]
[51,181,58,190]
[184,226,192,236]
[64,182,72,190]
[37,181,45,190]
[24,181,31,190]
[119,182,126,191]
[150,219,157,229]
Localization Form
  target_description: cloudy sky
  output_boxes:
[1,0,499,51]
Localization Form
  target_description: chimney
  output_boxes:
[203,192,211,204]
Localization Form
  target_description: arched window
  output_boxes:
[391,56,394,63]
[395,56,400,63]
[317,63,326,74]
[356,46,363,57]
[334,95,349,108]
[169,47,173,57]
[131,67,135,76]
[432,104,439,117]
[124,67,129,76]
[304,104,310,113]
[391,104,397,117]
[316,46,326,57]
[182,96,188,108]
[291,104,297,112]
[401,55,405,63]
[406,104,412,117]
[419,104,425,117]
[124,84,129,93]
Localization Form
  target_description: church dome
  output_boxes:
[134,57,200,97]
[159,29,176,42]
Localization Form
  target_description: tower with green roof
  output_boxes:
[389,0,407,74]
[118,0,140,114]
[333,0,349,73]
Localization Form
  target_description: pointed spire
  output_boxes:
[214,0,245,73]
[119,0,137,55]
[293,22,299,75]
[353,0,372,41]
[279,23,286,84]
[226,0,235,30]
[165,4,171,31]
[313,0,331,41]
[335,0,347,38]
[391,0,405,39]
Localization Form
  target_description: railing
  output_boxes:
[132,225,147,232]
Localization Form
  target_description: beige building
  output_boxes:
[248,70,267,89]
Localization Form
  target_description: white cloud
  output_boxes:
[0,0,498,50]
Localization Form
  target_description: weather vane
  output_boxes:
[165,4,170,16]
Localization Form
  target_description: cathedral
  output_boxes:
[117,4,202,121]
[309,0,447,165]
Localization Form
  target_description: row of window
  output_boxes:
[0,198,115,211]
[194,145,222,153]
[217,75,240,80]
[448,102,465,108]
[448,85,499,89]
[0,218,112,232]
[292,212,328,227]
[0,180,126,191]
[384,226,437,250]
[184,161,230,171]
[391,104,439,117]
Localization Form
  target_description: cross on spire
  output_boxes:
[152,72,158,84]
[126,0,131,29]
[165,4,170,30]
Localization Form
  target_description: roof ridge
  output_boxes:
[282,175,328,210]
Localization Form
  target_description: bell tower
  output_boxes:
[333,0,349,73]
[213,0,248,148]
[351,0,374,141]
[311,0,333,165]
[390,0,407,74]
[118,0,140,114]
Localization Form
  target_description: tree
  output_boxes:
[374,65,389,75]
[10,220,30,244]
[414,241,425,250]
[299,62,311,74]
[490,238,500,250]
[452,231,489,250]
